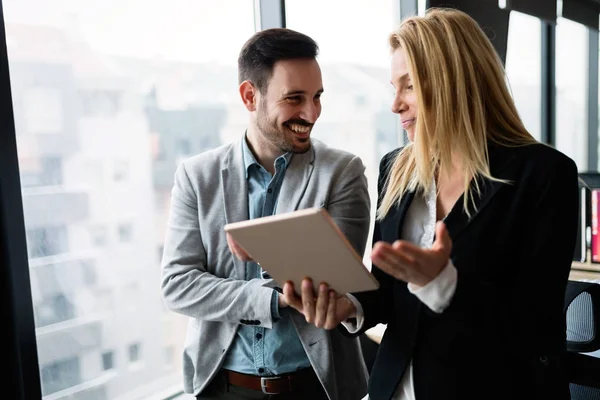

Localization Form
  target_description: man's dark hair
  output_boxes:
[238,28,319,93]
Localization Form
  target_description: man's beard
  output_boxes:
[256,104,312,154]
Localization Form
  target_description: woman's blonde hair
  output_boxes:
[377,7,537,220]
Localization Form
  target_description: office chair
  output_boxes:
[564,280,600,399]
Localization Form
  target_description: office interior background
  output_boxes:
[2,0,600,399]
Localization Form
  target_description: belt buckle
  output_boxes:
[260,376,281,395]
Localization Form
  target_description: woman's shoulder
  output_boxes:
[508,142,576,172]
[493,142,578,187]
[379,147,403,172]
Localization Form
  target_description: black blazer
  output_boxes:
[352,143,579,400]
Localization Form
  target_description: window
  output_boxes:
[89,225,108,247]
[26,225,68,258]
[128,342,141,363]
[285,0,401,264]
[40,357,81,396]
[505,11,542,141]
[82,260,97,286]
[4,0,256,398]
[555,17,589,170]
[117,223,133,242]
[34,293,76,327]
[20,157,63,188]
[102,351,114,371]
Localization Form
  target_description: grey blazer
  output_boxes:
[161,137,370,399]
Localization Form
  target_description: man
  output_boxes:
[161,28,370,400]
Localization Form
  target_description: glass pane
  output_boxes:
[505,11,542,141]
[3,1,255,398]
[556,17,589,170]
[285,0,401,264]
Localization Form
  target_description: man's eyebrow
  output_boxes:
[282,88,324,96]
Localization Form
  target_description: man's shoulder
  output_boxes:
[311,139,362,166]
[180,142,235,174]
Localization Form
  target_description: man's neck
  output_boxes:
[246,126,283,175]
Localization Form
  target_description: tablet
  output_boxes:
[224,207,379,294]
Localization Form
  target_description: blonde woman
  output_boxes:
[283,8,579,400]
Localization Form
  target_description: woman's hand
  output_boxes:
[282,279,357,330]
[371,221,452,288]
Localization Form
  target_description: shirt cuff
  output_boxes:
[341,293,364,334]
[271,290,281,321]
[408,259,458,313]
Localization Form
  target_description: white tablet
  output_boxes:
[224,207,379,294]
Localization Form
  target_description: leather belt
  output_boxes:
[224,368,319,395]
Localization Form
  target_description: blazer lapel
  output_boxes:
[275,146,315,214]
[381,191,415,241]
[443,144,517,239]
[221,138,249,279]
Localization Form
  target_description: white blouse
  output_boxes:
[345,182,458,400]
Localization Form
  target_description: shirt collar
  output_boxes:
[242,134,292,178]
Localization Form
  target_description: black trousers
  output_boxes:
[196,369,329,400]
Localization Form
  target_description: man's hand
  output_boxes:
[278,292,289,309]
[371,221,452,287]
[226,232,253,262]
[282,278,356,330]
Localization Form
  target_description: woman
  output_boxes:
[282,8,579,400]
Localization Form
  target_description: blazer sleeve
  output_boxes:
[448,155,579,349]
[326,155,371,257]
[160,163,278,329]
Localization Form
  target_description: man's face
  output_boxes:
[255,58,323,154]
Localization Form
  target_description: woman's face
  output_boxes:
[390,48,418,141]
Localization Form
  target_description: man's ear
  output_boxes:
[239,80,258,111]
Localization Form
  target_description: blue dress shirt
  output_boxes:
[221,137,312,376]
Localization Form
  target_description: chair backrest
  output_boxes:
[564,280,600,398]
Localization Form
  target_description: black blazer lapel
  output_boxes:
[381,191,416,241]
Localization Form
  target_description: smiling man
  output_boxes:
[160,28,370,400]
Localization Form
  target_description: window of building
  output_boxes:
[117,223,133,243]
[102,351,114,371]
[26,225,68,258]
[40,357,81,396]
[128,343,141,363]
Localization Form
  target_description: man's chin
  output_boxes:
[291,138,311,154]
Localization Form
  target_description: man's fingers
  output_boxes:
[282,282,302,311]
[301,278,316,323]
[314,283,329,328]
[324,291,338,330]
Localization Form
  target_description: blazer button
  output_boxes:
[539,355,549,364]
